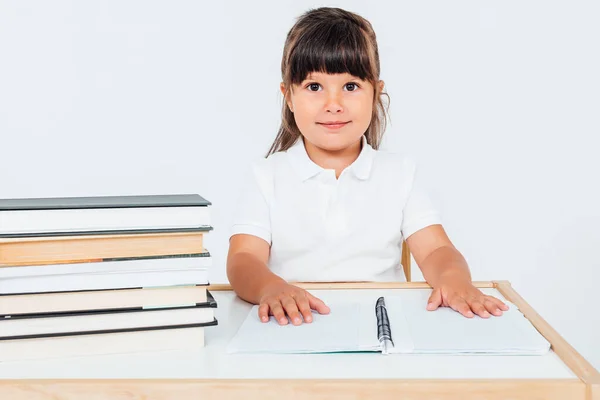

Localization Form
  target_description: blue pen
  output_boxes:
[375,297,394,355]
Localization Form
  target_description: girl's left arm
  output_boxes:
[405,224,509,318]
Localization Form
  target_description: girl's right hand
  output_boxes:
[258,281,330,325]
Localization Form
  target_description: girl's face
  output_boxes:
[282,72,383,153]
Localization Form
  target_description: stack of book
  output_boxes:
[0,194,217,362]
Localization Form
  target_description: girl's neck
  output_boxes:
[302,137,362,179]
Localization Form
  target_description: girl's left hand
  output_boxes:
[426,276,509,318]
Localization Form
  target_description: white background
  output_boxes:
[1,1,598,370]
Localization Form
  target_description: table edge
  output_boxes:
[0,378,587,400]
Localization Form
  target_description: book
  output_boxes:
[0,253,211,294]
[227,292,551,355]
[1,252,210,275]
[0,226,212,239]
[0,267,210,294]
[0,291,217,338]
[0,285,209,316]
[0,231,207,265]
[0,194,211,235]
[0,324,214,362]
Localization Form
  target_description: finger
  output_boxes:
[483,297,503,316]
[427,288,442,311]
[281,296,302,325]
[295,294,314,323]
[450,297,474,318]
[307,293,330,314]
[490,296,510,311]
[468,298,491,318]
[258,302,270,322]
[269,301,288,325]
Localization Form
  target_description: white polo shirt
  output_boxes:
[230,136,442,282]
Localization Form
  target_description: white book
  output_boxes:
[0,285,209,315]
[0,326,209,362]
[0,254,211,279]
[0,254,211,294]
[0,194,211,235]
[1,304,215,338]
[227,292,550,356]
[0,268,209,294]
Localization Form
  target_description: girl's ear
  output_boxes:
[378,80,385,93]
[280,82,294,112]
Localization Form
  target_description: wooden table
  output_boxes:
[0,280,598,399]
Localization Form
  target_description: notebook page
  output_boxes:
[382,295,415,354]
[398,290,550,354]
[227,302,367,354]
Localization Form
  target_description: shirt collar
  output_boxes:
[286,135,374,181]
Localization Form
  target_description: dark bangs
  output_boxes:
[270,7,388,156]
[287,19,377,85]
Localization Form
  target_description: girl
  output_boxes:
[227,7,508,326]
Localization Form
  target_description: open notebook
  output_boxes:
[227,290,550,355]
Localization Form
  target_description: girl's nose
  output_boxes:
[325,92,344,113]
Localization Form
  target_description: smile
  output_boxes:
[318,122,350,130]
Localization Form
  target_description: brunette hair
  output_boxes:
[266,7,390,156]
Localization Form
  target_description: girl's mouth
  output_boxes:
[318,121,350,130]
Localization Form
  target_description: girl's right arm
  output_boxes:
[226,234,330,325]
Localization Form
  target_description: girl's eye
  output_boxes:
[305,82,360,92]
[345,83,359,91]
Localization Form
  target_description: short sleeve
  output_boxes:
[400,159,443,240]
[229,161,272,245]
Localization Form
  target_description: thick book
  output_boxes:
[0,252,211,275]
[0,285,209,316]
[0,291,217,338]
[0,324,215,362]
[0,253,211,294]
[0,231,206,266]
[227,292,551,356]
[0,194,211,235]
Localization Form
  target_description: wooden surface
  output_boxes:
[0,379,587,400]
[495,281,600,400]
[401,239,411,281]
[0,281,596,400]
[206,280,496,291]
